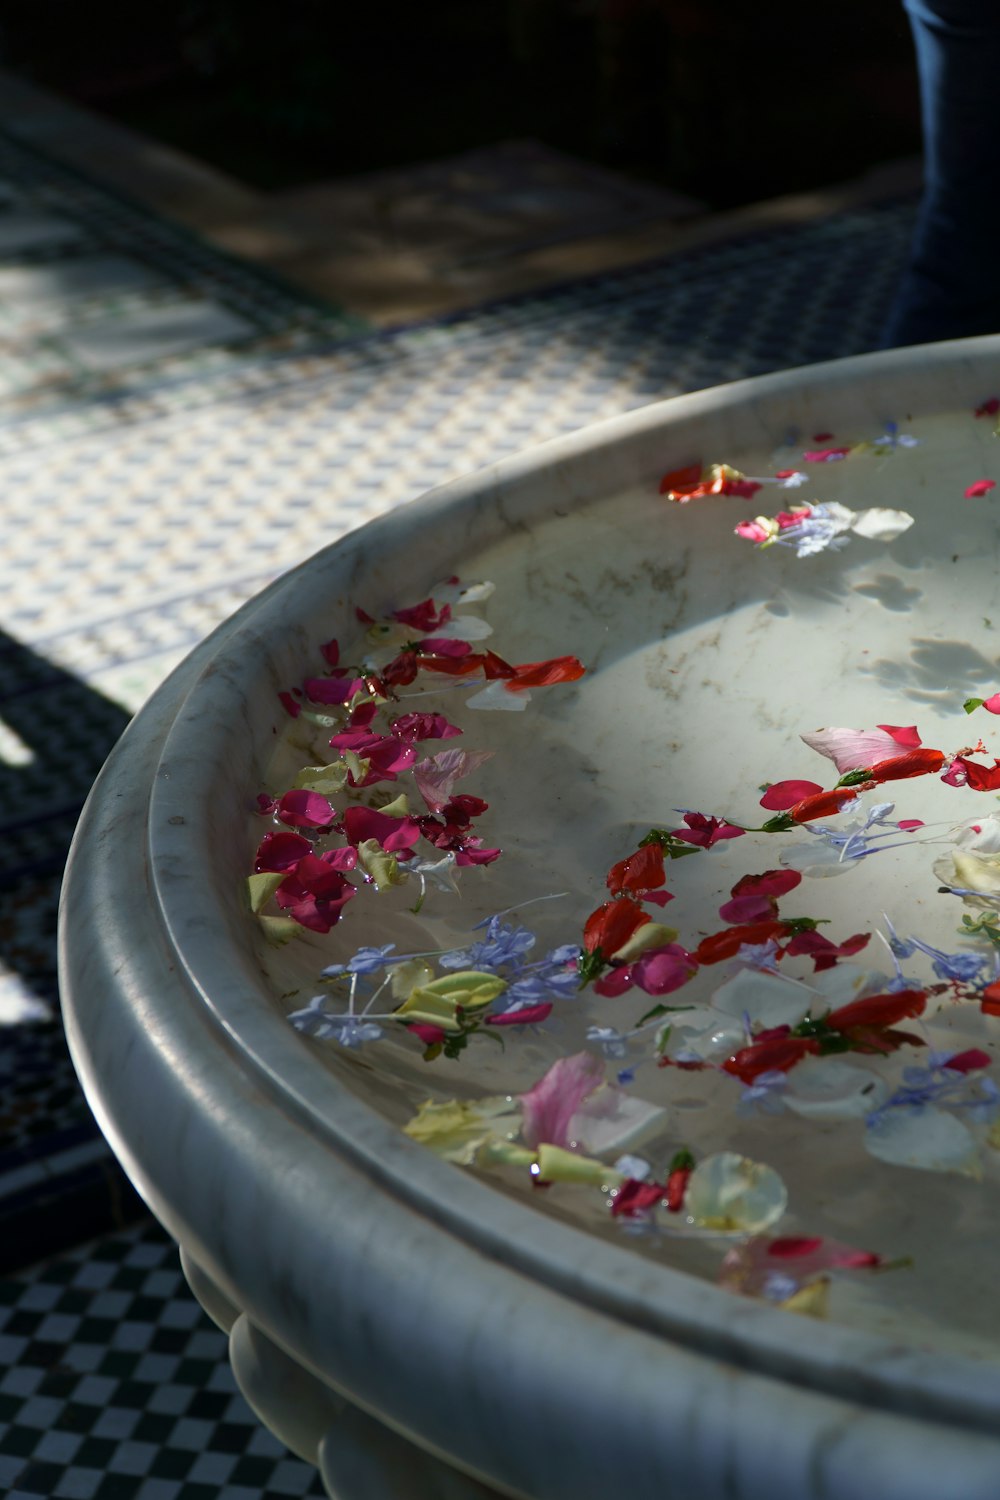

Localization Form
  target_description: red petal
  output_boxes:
[965,479,997,498]
[507,655,587,690]
[869,748,945,782]
[583,898,649,955]
[723,1035,820,1083]
[826,989,926,1031]
[607,844,666,896]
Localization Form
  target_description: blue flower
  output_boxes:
[439,916,536,972]
[321,944,397,979]
[287,995,385,1047]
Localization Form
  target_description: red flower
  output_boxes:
[723,1035,821,1084]
[506,655,587,691]
[783,930,871,972]
[694,920,789,965]
[392,598,451,632]
[583,898,650,956]
[825,989,926,1032]
[607,844,667,898]
[659,463,707,499]
[868,747,945,783]
[789,786,864,823]
[610,1179,667,1217]
[981,981,1000,1017]
[672,812,745,847]
[948,755,1000,791]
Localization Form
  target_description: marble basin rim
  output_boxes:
[60,337,1000,1500]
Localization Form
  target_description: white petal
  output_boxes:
[711,968,813,1029]
[571,1088,667,1155]
[465,680,530,711]
[783,1057,888,1120]
[849,507,915,541]
[865,1105,981,1175]
[429,614,494,641]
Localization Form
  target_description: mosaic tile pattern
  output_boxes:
[0,116,919,1276]
[0,1217,327,1498]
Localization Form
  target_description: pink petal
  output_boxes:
[803,446,851,462]
[799,726,905,774]
[255,830,312,872]
[341,806,421,853]
[486,1003,553,1027]
[319,639,340,667]
[593,967,635,997]
[419,637,472,658]
[965,479,997,498]
[718,893,775,924]
[983,694,1000,715]
[735,520,770,543]
[897,819,925,831]
[942,1048,991,1074]
[390,712,462,741]
[520,1052,604,1149]
[278,690,301,718]
[631,947,697,995]
[875,723,922,749]
[275,790,336,829]
[304,675,361,705]
[759,779,823,811]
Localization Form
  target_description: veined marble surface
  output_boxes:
[60,339,1000,1499]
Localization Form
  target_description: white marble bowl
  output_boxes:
[60,338,1000,1500]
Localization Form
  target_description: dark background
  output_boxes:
[0,0,922,206]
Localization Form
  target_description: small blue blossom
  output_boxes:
[904,937,988,984]
[617,1068,636,1086]
[287,995,385,1047]
[439,916,536,972]
[321,944,396,979]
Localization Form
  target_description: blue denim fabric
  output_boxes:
[881,0,1000,346]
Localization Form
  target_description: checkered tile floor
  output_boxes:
[0,1217,327,1499]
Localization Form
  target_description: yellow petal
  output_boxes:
[357,838,405,891]
[535,1143,624,1187]
[247,872,284,913]
[294,762,350,796]
[778,1279,830,1320]
[612,922,679,961]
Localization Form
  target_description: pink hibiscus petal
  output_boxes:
[520,1052,604,1149]
[875,723,922,749]
[799,726,908,775]
[965,479,997,498]
[413,748,495,813]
